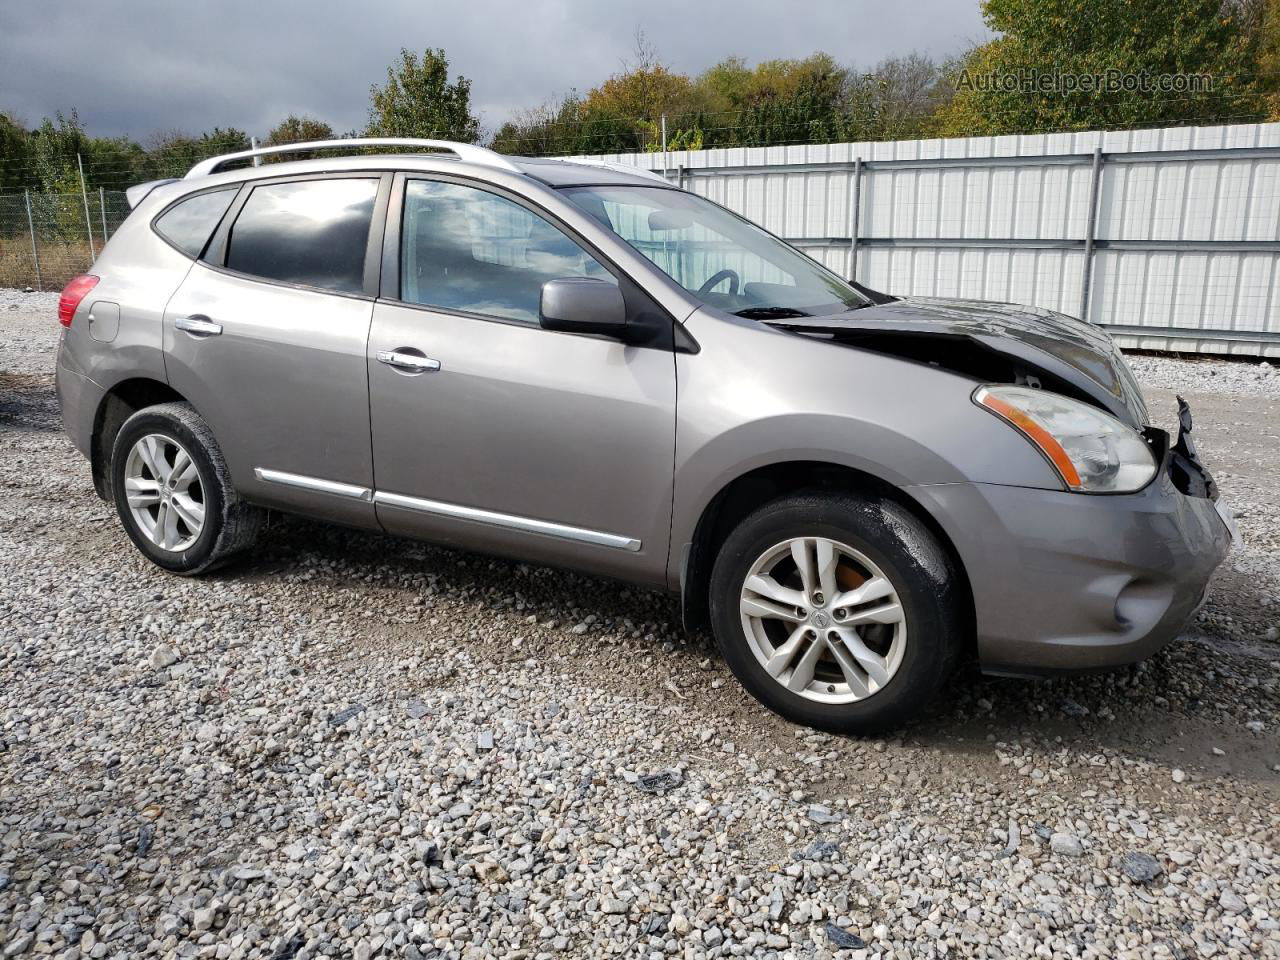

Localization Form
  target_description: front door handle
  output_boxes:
[376,350,441,374]
[175,315,223,338]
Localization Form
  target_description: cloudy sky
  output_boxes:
[1,0,989,141]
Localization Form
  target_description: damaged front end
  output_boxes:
[765,296,1150,428]
[763,296,1236,513]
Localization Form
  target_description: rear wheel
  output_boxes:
[110,402,262,574]
[709,492,962,733]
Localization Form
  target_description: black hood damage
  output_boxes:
[767,295,1150,427]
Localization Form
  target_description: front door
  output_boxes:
[367,178,676,583]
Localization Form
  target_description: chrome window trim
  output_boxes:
[254,468,372,501]
[373,490,642,552]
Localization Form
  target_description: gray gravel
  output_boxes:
[2,292,1278,959]
[1126,352,1278,399]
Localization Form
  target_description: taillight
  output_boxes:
[58,274,99,328]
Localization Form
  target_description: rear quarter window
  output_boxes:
[154,188,238,258]
[225,178,378,294]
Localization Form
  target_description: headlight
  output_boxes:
[973,385,1157,493]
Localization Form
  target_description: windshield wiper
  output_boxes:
[734,306,811,319]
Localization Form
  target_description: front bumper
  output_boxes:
[908,472,1232,675]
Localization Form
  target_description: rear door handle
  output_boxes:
[376,350,441,374]
[175,315,222,338]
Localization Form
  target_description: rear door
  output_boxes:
[366,175,677,584]
[163,174,389,527]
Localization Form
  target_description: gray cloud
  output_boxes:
[0,0,988,141]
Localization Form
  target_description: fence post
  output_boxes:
[77,152,97,263]
[660,114,668,181]
[99,186,108,246]
[1079,146,1103,322]
[24,189,42,291]
[846,156,863,282]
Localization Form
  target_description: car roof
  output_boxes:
[129,140,677,210]
[129,140,681,212]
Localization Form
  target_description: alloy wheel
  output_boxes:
[122,433,206,552]
[739,536,907,704]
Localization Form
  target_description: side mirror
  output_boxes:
[539,278,627,336]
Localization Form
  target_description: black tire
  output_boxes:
[109,402,262,575]
[709,491,963,734]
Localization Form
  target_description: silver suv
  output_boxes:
[56,138,1235,732]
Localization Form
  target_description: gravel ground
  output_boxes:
[2,289,1278,960]
[1125,353,1278,399]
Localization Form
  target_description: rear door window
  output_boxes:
[225,178,378,294]
[154,188,237,258]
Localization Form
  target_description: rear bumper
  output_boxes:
[55,358,101,460]
[908,475,1232,675]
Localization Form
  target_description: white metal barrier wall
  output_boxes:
[576,122,1280,358]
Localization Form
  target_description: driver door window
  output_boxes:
[588,196,789,299]
[400,179,614,324]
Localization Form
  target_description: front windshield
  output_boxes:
[561,185,869,318]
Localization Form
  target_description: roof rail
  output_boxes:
[185,138,523,179]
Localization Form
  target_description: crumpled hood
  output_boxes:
[768,295,1149,426]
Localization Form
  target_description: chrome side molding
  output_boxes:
[253,468,372,501]
[252,468,642,552]
[374,490,642,552]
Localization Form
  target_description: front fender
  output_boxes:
[668,309,1062,587]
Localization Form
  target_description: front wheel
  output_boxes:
[109,402,262,575]
[709,492,963,734]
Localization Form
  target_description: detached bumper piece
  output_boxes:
[1157,397,1240,548]
[1167,395,1217,500]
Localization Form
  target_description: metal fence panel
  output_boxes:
[578,121,1280,357]
[0,189,130,290]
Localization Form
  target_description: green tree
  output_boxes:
[200,127,252,156]
[366,48,480,142]
[0,112,31,191]
[935,0,1266,137]
[144,127,251,178]
[20,112,90,243]
[265,115,335,146]
[735,55,854,146]
[83,135,150,191]
[690,54,854,147]
[584,65,697,124]
[28,111,85,192]
[491,50,884,155]
[1242,0,1280,119]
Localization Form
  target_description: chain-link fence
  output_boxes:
[0,189,130,290]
